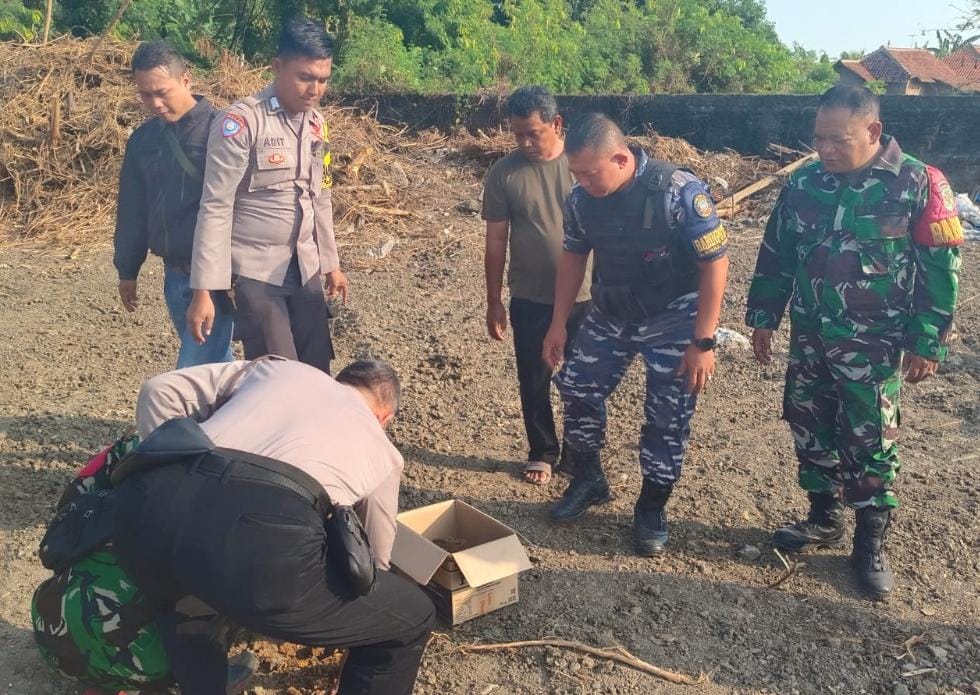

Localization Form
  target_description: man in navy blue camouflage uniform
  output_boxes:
[542,114,729,556]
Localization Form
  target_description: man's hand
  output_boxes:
[677,344,715,395]
[903,354,938,384]
[487,300,507,341]
[325,270,349,304]
[187,291,215,345]
[542,324,568,370]
[118,279,139,312]
[751,328,774,364]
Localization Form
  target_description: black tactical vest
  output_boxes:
[577,159,699,322]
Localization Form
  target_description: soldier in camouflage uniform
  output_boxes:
[31,433,258,694]
[32,549,173,692]
[542,114,729,556]
[746,85,963,600]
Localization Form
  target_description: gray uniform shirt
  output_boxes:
[191,85,340,290]
[135,357,403,568]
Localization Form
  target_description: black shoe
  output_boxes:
[634,480,672,556]
[548,449,611,523]
[772,492,846,552]
[851,507,895,601]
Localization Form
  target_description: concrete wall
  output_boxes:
[336,94,980,191]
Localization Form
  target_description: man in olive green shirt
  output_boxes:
[483,86,591,485]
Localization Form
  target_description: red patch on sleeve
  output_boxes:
[221,113,247,138]
[913,165,964,247]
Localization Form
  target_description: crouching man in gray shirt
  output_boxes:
[111,357,434,695]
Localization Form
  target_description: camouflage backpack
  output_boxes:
[30,432,173,691]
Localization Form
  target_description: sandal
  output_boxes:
[522,460,553,485]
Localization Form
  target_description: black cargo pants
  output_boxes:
[111,460,435,695]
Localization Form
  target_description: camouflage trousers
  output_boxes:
[783,331,903,509]
[555,295,698,488]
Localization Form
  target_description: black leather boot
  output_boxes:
[634,479,672,556]
[548,449,611,523]
[851,507,895,601]
[772,492,846,552]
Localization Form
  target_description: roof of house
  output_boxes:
[860,46,962,86]
[835,59,875,82]
[943,44,980,89]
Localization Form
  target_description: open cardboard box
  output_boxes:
[391,500,533,625]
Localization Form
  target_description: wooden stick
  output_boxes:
[900,633,927,660]
[347,146,373,184]
[42,0,54,43]
[716,201,743,220]
[335,184,387,192]
[34,67,54,97]
[435,230,482,254]
[957,292,978,308]
[358,204,411,217]
[48,93,61,148]
[773,548,791,571]
[84,0,135,62]
[768,548,804,588]
[457,639,706,685]
[717,152,818,210]
[901,667,937,678]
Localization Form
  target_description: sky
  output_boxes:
[763,0,969,57]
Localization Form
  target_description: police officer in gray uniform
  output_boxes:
[187,17,347,373]
[542,114,729,556]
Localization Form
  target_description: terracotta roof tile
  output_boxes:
[835,59,875,82]
[943,45,980,89]
[860,46,961,86]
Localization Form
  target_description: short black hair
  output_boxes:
[277,16,333,61]
[336,360,401,412]
[818,84,880,119]
[506,86,559,122]
[131,40,187,76]
[564,112,626,155]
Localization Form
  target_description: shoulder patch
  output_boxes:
[692,225,728,259]
[677,180,727,260]
[221,113,246,138]
[678,180,720,233]
[913,165,964,247]
[693,192,714,218]
[939,179,955,212]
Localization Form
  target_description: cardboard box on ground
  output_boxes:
[391,500,534,625]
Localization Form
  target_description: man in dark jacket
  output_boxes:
[113,41,234,368]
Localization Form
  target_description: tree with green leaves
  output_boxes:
[8,0,841,95]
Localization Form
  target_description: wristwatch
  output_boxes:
[692,335,718,351]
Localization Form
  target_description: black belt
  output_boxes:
[113,417,332,516]
[192,448,332,515]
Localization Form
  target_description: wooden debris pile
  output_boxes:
[1,36,804,252]
[0,37,482,251]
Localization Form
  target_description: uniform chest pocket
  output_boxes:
[794,218,831,262]
[857,237,908,277]
[250,147,295,191]
[853,205,910,277]
[854,200,912,242]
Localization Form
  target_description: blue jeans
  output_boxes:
[163,269,234,369]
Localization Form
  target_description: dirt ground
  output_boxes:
[0,193,978,694]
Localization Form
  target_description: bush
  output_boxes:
[0,0,42,40]
[333,14,423,92]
